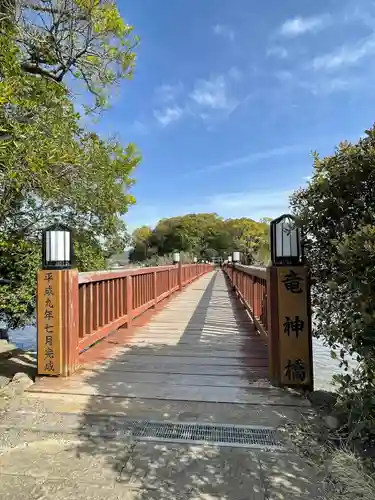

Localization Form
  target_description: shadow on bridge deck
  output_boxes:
[30,271,280,402]
[14,271,320,499]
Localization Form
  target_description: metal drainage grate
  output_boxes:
[98,420,285,450]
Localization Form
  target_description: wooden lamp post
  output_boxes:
[267,214,313,391]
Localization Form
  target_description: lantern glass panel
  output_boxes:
[46,230,70,263]
[173,252,180,263]
[232,251,240,262]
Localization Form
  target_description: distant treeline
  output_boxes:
[129,213,271,265]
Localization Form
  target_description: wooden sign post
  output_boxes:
[37,269,79,377]
[267,266,313,391]
[277,267,313,390]
[37,270,62,375]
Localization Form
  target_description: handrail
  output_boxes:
[232,264,267,280]
[78,264,180,284]
[77,263,212,352]
[223,264,269,340]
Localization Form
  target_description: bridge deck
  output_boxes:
[30,271,306,407]
[2,271,320,500]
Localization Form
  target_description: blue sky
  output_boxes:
[90,0,375,232]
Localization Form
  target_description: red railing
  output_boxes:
[77,264,211,352]
[223,264,268,339]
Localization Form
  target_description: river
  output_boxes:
[7,326,356,392]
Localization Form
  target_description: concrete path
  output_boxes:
[0,271,322,499]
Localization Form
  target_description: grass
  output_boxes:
[323,448,375,500]
[283,412,375,499]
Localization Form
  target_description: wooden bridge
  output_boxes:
[1,264,320,499]
[32,262,313,401]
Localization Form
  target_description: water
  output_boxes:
[312,337,357,392]
[7,325,37,351]
[7,325,357,392]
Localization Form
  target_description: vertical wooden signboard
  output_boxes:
[277,267,313,389]
[37,270,62,375]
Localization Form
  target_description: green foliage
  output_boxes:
[129,226,153,261]
[130,213,270,264]
[6,0,139,109]
[0,237,40,328]
[0,9,140,328]
[290,126,375,449]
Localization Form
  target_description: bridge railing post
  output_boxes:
[178,261,183,290]
[126,275,133,329]
[37,269,79,377]
[266,267,280,385]
[267,265,313,391]
[153,270,157,307]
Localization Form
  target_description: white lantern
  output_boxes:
[42,224,73,270]
[193,257,197,263]
[270,214,303,266]
[228,255,233,263]
[232,251,240,263]
[173,252,180,264]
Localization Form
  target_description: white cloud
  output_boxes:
[213,24,235,41]
[279,15,329,37]
[153,69,243,128]
[267,46,289,59]
[206,189,292,219]
[312,35,375,71]
[300,76,355,95]
[228,66,243,81]
[276,70,294,82]
[155,82,184,103]
[153,106,184,127]
[188,145,304,175]
[125,189,293,229]
[190,75,237,111]
[275,68,360,97]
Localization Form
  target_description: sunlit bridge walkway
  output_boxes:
[1,271,322,499]
[31,271,287,403]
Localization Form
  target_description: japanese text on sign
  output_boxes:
[277,266,311,388]
[282,270,303,294]
[283,315,304,338]
[284,358,306,382]
[43,272,55,372]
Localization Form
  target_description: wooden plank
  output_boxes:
[95,354,268,366]
[109,349,268,360]
[31,271,311,412]
[83,363,266,377]
[30,378,308,406]
[60,370,268,388]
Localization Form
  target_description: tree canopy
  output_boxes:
[0,2,140,328]
[2,0,139,109]
[291,126,375,447]
[129,214,270,264]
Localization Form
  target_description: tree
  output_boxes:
[225,217,269,264]
[129,226,152,262]
[133,226,152,244]
[130,213,270,265]
[0,16,140,328]
[2,0,139,109]
[290,126,375,447]
[205,230,232,255]
[201,247,218,261]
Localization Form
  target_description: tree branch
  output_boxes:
[20,61,63,81]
